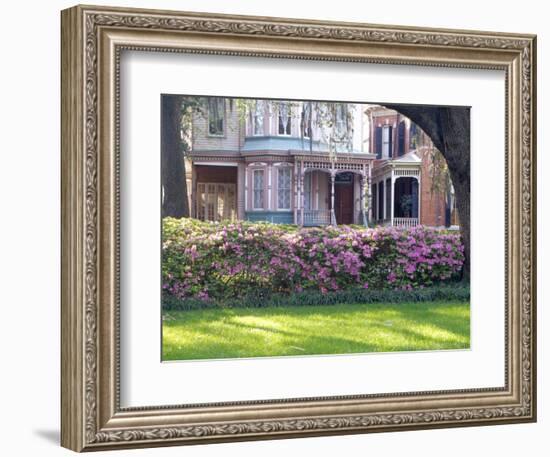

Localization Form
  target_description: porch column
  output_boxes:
[237,162,246,220]
[417,174,422,223]
[360,173,368,227]
[378,180,382,222]
[293,161,298,224]
[380,179,388,223]
[330,170,336,225]
[191,163,197,218]
[412,177,419,220]
[390,170,395,226]
[367,165,373,226]
[297,161,302,226]
[300,168,306,226]
[359,174,365,227]
[244,165,249,213]
[313,171,319,210]
[267,163,273,211]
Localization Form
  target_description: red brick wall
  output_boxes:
[418,148,446,226]
[369,112,411,158]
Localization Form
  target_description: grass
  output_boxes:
[162,300,470,361]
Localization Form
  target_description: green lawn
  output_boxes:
[162,301,470,361]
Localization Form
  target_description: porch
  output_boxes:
[293,156,373,227]
[191,164,239,222]
[371,151,422,228]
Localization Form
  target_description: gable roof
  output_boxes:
[391,151,422,164]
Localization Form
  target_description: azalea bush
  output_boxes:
[162,218,465,304]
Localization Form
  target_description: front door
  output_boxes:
[334,183,354,225]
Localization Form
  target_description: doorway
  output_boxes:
[333,181,354,224]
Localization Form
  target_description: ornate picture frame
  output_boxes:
[61,4,536,451]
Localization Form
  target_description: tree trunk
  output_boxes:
[161,95,189,218]
[385,104,470,277]
[438,108,470,279]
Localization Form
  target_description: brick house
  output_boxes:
[366,106,459,228]
[183,98,459,228]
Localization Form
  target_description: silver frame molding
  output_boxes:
[61,4,537,452]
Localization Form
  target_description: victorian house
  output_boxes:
[183,98,458,228]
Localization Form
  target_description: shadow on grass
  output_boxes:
[163,301,470,361]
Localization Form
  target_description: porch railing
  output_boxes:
[393,217,419,228]
[303,209,332,226]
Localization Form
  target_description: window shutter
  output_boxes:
[375,127,382,159]
[398,121,406,156]
[387,126,393,158]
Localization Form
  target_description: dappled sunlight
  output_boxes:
[229,315,285,332]
[162,301,470,361]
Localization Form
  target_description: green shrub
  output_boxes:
[163,281,470,311]
[162,218,466,304]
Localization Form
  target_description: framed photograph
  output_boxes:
[61,4,537,452]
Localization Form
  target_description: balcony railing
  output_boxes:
[303,209,332,226]
[393,217,419,228]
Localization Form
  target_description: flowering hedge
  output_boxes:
[162,218,465,304]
